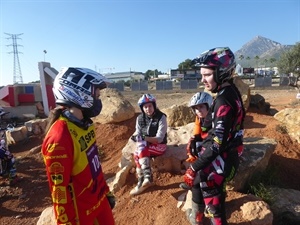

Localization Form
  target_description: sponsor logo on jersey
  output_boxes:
[52,186,67,204]
[49,162,64,173]
[47,143,65,153]
[51,174,63,185]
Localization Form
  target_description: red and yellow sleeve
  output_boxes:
[42,119,77,224]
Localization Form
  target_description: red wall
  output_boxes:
[2,86,15,107]
[18,94,35,103]
[46,84,56,110]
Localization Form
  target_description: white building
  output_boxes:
[103,71,145,82]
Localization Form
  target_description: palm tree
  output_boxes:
[269,58,276,71]
[264,58,268,75]
[246,56,251,67]
[254,55,260,75]
[239,55,244,62]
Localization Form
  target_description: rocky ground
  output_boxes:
[1,87,300,225]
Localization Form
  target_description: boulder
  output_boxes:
[163,104,194,127]
[227,137,277,192]
[5,126,28,145]
[233,76,251,111]
[94,88,135,124]
[36,206,55,225]
[274,108,300,143]
[269,187,300,224]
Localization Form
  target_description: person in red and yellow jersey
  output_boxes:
[42,67,115,225]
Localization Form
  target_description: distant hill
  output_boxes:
[235,35,294,68]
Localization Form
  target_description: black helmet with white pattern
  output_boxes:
[53,67,110,109]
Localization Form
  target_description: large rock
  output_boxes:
[227,137,277,192]
[5,126,28,145]
[36,206,55,225]
[94,88,135,123]
[269,187,300,224]
[240,200,273,225]
[274,108,300,143]
[163,104,194,127]
[250,93,271,113]
[233,76,251,111]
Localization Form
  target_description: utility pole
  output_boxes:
[5,33,24,84]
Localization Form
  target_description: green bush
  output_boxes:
[247,166,280,204]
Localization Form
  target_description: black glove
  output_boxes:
[131,135,137,142]
[187,135,202,158]
[131,134,146,142]
[106,191,116,209]
[189,138,198,158]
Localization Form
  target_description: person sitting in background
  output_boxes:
[130,93,168,195]
[0,138,18,186]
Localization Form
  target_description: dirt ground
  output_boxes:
[1,87,300,225]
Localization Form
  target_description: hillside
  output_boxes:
[235,35,294,67]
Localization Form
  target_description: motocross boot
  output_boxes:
[130,168,144,195]
[186,201,204,225]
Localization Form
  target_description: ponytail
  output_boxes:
[44,106,65,134]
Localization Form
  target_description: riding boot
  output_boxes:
[142,167,153,187]
[130,168,144,195]
[186,201,204,225]
[139,157,153,187]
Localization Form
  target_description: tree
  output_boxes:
[264,58,268,74]
[144,70,152,80]
[254,55,260,74]
[178,59,193,70]
[246,56,251,67]
[269,58,276,70]
[269,57,276,65]
[238,55,244,68]
[277,43,300,91]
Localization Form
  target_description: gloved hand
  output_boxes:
[131,134,146,142]
[186,137,198,157]
[186,153,197,163]
[106,191,116,209]
[184,167,196,187]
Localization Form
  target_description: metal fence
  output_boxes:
[108,76,294,92]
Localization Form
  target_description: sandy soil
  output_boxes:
[0,87,300,225]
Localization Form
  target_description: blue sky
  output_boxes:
[0,0,299,85]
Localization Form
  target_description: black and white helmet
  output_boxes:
[189,92,213,113]
[53,67,111,109]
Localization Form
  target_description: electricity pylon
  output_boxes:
[5,33,24,84]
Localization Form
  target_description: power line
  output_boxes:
[5,33,24,84]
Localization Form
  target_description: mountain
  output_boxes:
[235,35,294,67]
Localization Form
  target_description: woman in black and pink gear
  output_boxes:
[130,94,168,196]
[42,67,115,225]
[184,47,245,225]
